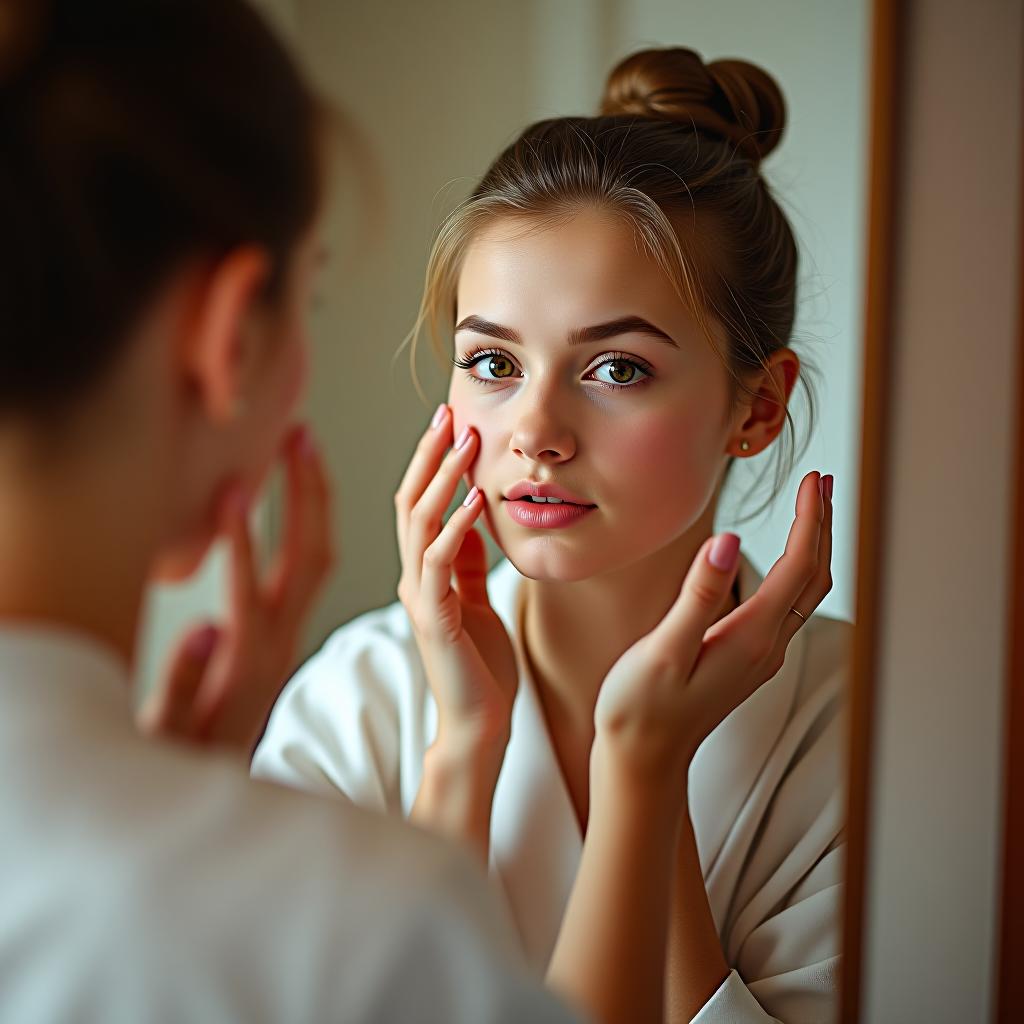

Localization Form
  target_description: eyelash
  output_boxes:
[451,346,505,372]
[451,346,655,391]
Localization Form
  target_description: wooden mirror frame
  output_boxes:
[839,0,904,1019]
[996,26,1024,1020]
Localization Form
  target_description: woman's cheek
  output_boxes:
[611,411,720,512]
[446,390,489,469]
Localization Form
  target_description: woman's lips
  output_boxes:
[502,498,595,529]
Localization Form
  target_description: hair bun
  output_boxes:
[600,46,786,166]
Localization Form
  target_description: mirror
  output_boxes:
[140,0,869,1018]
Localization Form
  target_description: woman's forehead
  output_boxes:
[456,210,697,335]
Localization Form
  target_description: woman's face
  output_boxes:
[235,228,324,489]
[155,226,324,581]
[449,208,740,583]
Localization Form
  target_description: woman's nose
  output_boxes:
[509,398,576,465]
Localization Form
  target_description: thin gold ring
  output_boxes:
[788,606,807,623]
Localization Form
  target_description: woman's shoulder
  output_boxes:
[797,610,854,706]
[289,557,521,697]
[274,596,426,720]
[251,593,432,807]
[317,594,419,665]
[804,609,855,655]
[305,557,520,672]
[252,560,522,808]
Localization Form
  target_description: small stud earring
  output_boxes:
[739,439,751,453]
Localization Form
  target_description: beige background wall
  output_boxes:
[138,0,867,684]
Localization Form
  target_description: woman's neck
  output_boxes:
[0,432,159,671]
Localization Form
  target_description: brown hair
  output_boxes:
[0,0,325,418]
[408,46,817,522]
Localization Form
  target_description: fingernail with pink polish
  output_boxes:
[297,425,315,458]
[431,403,447,429]
[462,485,480,508]
[455,426,472,450]
[187,624,218,660]
[708,532,741,572]
[227,485,248,517]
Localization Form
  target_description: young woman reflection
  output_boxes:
[256,47,848,1024]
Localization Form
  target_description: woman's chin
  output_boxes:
[502,540,604,584]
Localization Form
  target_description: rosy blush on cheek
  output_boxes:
[607,412,721,513]
[602,414,686,475]
[446,397,483,478]
[447,398,507,539]
[446,388,470,437]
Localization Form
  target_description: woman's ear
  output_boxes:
[731,347,801,456]
[181,246,271,423]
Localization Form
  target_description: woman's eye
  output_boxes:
[589,358,651,387]
[480,354,517,380]
[453,348,522,384]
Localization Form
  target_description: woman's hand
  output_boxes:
[395,403,518,748]
[137,425,334,757]
[396,403,518,861]
[594,469,833,790]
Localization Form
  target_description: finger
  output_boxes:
[419,485,486,610]
[221,482,259,629]
[699,471,825,649]
[395,404,453,563]
[195,639,285,753]
[405,426,480,586]
[138,624,219,738]
[451,525,490,608]
[776,473,834,651]
[746,471,823,631]
[643,531,742,676]
[690,473,825,707]
[267,426,335,626]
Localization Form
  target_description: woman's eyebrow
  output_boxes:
[454,314,678,348]
[570,315,679,348]
[454,315,520,343]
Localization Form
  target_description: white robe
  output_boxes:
[254,554,851,1023]
[0,624,580,1024]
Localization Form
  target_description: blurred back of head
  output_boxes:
[0,0,324,422]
